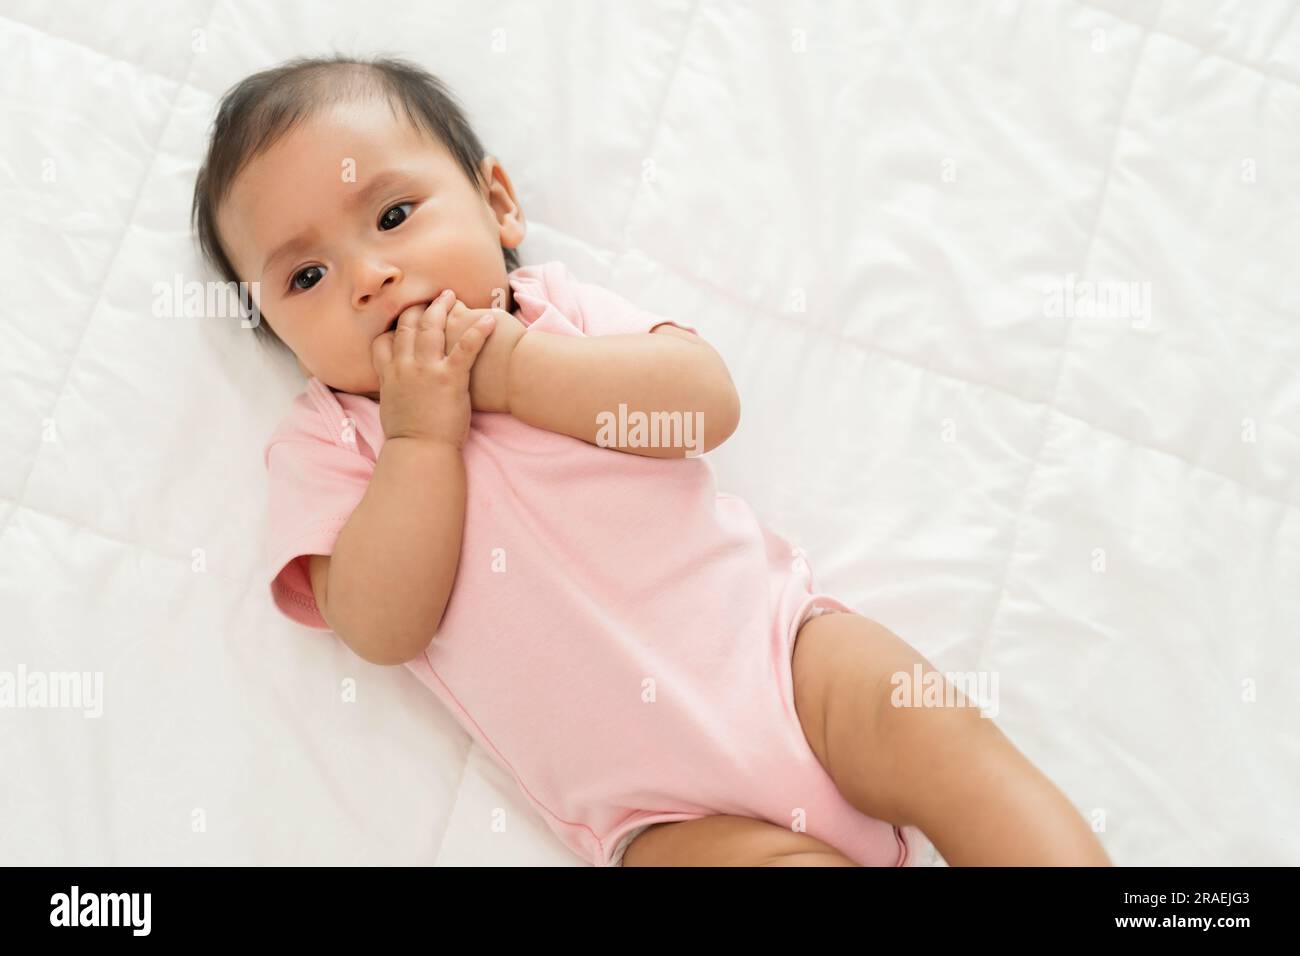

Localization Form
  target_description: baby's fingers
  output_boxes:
[371,329,393,372]
[444,313,496,375]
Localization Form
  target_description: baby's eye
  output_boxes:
[378,202,414,231]
[291,265,325,291]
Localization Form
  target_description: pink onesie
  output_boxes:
[263,260,913,867]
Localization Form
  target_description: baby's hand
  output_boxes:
[443,300,526,414]
[370,290,496,448]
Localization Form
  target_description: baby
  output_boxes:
[193,55,1111,868]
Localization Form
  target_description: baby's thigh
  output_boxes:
[621,815,857,867]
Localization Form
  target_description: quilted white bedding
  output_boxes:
[1,0,1296,866]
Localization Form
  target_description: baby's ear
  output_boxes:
[479,155,526,244]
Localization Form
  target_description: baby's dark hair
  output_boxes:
[190,54,520,348]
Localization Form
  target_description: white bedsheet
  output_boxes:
[1,0,1296,865]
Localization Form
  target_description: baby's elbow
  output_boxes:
[337,617,435,667]
[704,384,741,453]
[358,635,430,667]
[360,636,416,666]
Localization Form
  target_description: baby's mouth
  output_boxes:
[384,299,434,336]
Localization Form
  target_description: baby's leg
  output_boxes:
[622,815,859,867]
[792,612,1111,866]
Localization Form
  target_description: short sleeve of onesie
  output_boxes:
[263,389,375,629]
[510,261,701,340]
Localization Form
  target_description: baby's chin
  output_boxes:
[314,367,381,401]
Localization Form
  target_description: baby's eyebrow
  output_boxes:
[261,230,316,279]
[260,170,416,277]
[348,169,414,213]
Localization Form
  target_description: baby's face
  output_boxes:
[218,96,525,397]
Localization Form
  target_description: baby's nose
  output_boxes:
[354,266,400,306]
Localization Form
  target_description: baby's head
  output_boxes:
[192,55,525,397]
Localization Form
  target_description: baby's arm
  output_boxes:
[307,294,494,666]
[507,325,741,459]
[307,438,465,666]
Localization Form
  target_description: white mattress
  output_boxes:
[1,0,1296,865]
